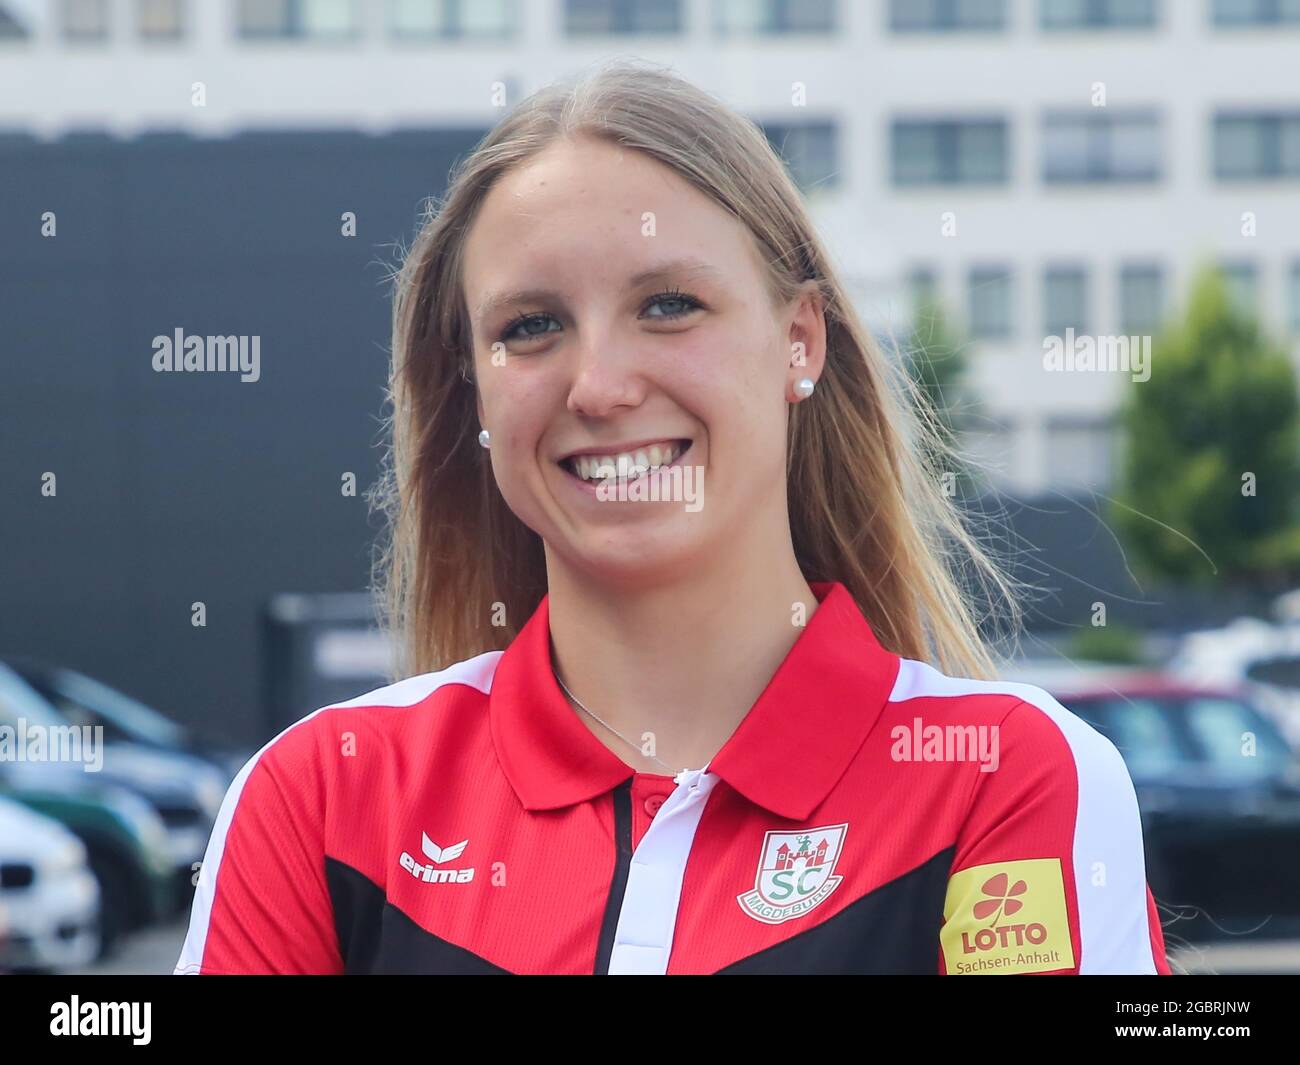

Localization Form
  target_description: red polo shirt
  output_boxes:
[175,581,1171,974]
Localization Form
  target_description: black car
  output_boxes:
[1054,676,1300,943]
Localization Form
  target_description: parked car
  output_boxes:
[5,658,251,778]
[0,662,227,918]
[1006,663,1300,941]
[0,774,176,961]
[0,795,100,971]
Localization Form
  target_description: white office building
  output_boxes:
[3,0,1298,494]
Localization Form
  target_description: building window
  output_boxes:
[1043,111,1161,183]
[888,0,1005,31]
[138,0,184,39]
[237,0,358,39]
[715,0,835,33]
[62,0,110,40]
[1046,417,1116,491]
[892,119,1008,185]
[1290,261,1300,332]
[1119,263,1164,333]
[1044,265,1089,336]
[1212,0,1300,26]
[1040,0,1156,28]
[1214,112,1300,179]
[968,266,1014,339]
[1219,261,1258,319]
[389,0,514,37]
[0,1,33,37]
[565,0,682,34]
[962,418,1017,489]
[908,266,939,312]
[761,121,839,192]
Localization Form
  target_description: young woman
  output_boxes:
[176,62,1170,975]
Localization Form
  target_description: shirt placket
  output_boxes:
[609,768,719,975]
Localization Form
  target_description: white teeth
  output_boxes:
[565,441,685,482]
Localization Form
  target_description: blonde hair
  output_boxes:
[372,59,1022,681]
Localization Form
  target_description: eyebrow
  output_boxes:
[472,257,723,323]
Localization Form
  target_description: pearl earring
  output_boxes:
[794,377,816,399]
[478,429,490,449]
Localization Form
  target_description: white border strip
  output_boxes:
[609,768,719,975]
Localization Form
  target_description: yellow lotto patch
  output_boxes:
[940,858,1076,975]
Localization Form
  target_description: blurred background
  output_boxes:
[2,0,1300,975]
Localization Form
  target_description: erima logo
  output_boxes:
[399,832,475,883]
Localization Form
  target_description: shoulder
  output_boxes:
[233,649,505,793]
[907,661,1164,974]
[886,656,1131,785]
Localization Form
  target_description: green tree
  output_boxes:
[902,291,978,502]
[1111,266,1300,589]
[905,292,967,452]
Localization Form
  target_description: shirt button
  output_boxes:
[644,794,667,817]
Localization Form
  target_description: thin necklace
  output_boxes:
[551,666,689,780]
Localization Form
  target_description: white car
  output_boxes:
[1172,617,1300,747]
[0,796,100,971]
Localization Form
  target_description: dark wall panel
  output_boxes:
[0,127,486,747]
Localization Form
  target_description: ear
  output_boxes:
[784,283,828,398]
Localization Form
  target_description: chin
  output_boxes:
[563,520,709,587]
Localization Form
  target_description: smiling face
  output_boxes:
[462,134,820,588]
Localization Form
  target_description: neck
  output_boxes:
[544,529,820,775]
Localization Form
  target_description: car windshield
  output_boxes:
[1180,696,1293,778]
[0,665,67,730]
[1071,697,1185,777]
[48,670,189,748]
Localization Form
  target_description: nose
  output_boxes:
[565,327,647,419]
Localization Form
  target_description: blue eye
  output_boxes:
[499,312,560,343]
[641,289,702,320]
